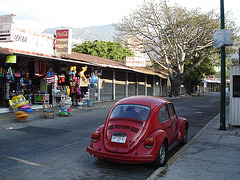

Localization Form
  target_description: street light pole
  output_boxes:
[219,0,226,130]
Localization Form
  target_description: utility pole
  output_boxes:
[219,0,226,130]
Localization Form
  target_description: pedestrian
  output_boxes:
[74,85,81,105]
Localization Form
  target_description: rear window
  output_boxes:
[109,104,151,121]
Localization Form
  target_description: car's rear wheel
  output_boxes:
[152,141,167,167]
[181,125,188,145]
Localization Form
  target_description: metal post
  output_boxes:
[145,75,148,96]
[112,71,116,100]
[125,72,128,97]
[97,75,101,102]
[219,0,226,130]
[239,48,240,64]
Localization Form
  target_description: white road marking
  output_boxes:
[4,155,43,167]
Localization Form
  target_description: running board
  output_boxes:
[168,139,181,151]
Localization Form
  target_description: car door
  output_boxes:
[158,104,174,146]
[168,103,178,141]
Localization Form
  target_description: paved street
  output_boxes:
[0,92,226,180]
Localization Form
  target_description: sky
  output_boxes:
[0,0,240,33]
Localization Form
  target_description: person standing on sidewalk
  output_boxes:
[74,85,81,105]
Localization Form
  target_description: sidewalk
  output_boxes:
[0,100,118,125]
[148,106,240,180]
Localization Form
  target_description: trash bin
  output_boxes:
[87,100,92,107]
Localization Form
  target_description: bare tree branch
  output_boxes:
[114,0,239,96]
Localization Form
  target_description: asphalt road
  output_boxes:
[0,92,228,180]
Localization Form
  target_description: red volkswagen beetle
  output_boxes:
[86,96,188,167]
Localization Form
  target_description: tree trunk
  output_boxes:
[169,75,183,97]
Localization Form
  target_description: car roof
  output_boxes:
[114,96,170,109]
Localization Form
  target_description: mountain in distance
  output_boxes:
[42,24,119,43]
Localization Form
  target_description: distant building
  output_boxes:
[200,75,229,93]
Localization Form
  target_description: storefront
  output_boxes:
[0,23,169,110]
[0,51,99,108]
[1,50,169,108]
[61,52,169,102]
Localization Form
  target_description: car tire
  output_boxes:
[152,141,167,167]
[181,125,188,145]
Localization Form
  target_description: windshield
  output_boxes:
[109,104,151,121]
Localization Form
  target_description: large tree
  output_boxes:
[72,40,134,61]
[184,56,215,94]
[115,0,239,96]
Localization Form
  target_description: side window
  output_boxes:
[168,103,176,118]
[158,104,170,122]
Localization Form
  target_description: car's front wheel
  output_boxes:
[152,141,167,167]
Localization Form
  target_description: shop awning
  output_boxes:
[4,50,169,79]
[201,79,221,83]
[0,47,13,55]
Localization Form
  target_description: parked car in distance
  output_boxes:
[86,96,188,167]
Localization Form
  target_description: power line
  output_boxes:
[15,0,63,28]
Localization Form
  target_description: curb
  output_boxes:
[147,113,220,180]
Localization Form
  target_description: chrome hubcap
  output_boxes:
[159,144,165,164]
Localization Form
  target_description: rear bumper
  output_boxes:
[86,146,154,164]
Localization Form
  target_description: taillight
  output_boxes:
[144,137,154,149]
[91,131,101,142]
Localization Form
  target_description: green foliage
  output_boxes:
[184,54,215,93]
[72,40,134,61]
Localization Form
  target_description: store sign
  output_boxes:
[0,28,55,56]
[126,57,146,67]
[0,14,15,42]
[55,29,72,55]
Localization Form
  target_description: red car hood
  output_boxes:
[103,118,146,153]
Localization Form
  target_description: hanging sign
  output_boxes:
[0,14,15,42]
[6,55,16,63]
[126,57,146,67]
[213,29,233,48]
[55,29,72,55]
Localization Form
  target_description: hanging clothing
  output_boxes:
[5,67,15,83]
[34,61,39,76]
[59,74,65,83]
[46,67,54,83]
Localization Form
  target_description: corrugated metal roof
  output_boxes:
[62,52,127,67]
[62,52,169,79]
[0,48,169,79]
[0,47,13,55]
[129,66,169,79]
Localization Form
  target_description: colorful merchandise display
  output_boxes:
[15,110,29,120]
[59,95,73,117]
[71,66,77,87]
[9,95,33,120]
[88,73,98,89]
[79,66,88,83]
